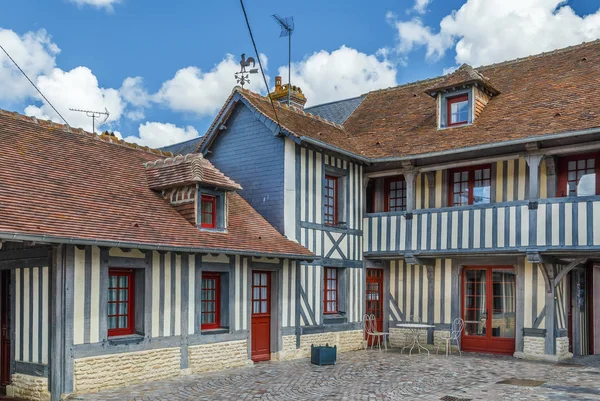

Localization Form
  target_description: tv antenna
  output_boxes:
[68,108,110,134]
[272,14,294,106]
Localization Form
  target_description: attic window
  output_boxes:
[447,94,469,126]
[200,195,217,229]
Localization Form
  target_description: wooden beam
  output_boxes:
[554,258,588,288]
[404,254,435,266]
[541,263,556,355]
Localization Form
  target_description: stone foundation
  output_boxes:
[73,347,181,393]
[514,335,573,361]
[188,339,252,373]
[273,330,363,361]
[6,374,50,401]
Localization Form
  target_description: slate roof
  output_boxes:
[145,153,242,191]
[0,110,313,258]
[161,136,204,155]
[198,40,600,161]
[304,96,365,125]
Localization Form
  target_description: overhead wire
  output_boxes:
[239,0,283,134]
[0,44,70,126]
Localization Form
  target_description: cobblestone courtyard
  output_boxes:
[72,350,600,401]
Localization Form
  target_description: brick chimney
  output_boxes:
[270,76,307,110]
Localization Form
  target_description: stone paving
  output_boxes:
[70,350,600,401]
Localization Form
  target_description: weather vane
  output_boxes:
[235,53,258,88]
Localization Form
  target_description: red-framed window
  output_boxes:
[447,94,469,126]
[108,269,135,336]
[557,153,600,197]
[252,271,270,315]
[201,273,220,330]
[384,176,406,212]
[449,164,492,206]
[324,175,338,225]
[323,267,338,314]
[200,195,216,229]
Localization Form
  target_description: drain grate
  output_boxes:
[440,396,472,401]
[497,378,546,387]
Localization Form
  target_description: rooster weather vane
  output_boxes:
[235,53,259,88]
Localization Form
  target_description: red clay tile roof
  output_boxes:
[0,110,313,258]
[145,153,242,191]
[425,63,500,96]
[214,41,600,160]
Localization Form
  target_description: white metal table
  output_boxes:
[397,323,435,355]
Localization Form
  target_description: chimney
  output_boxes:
[269,75,307,110]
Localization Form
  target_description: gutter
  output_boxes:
[373,127,600,163]
[0,232,316,262]
[301,127,600,165]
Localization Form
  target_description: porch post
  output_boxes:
[541,263,556,355]
[525,154,543,203]
[404,170,417,216]
[49,245,65,401]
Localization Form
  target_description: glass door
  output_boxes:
[462,266,516,354]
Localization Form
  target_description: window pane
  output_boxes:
[261,301,267,313]
[108,316,116,329]
[108,303,116,315]
[118,316,127,329]
[118,302,128,315]
[108,289,117,302]
[109,276,117,287]
[119,276,127,287]
[578,173,596,196]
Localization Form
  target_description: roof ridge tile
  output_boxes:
[0,107,175,158]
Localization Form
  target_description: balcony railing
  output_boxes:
[363,196,600,255]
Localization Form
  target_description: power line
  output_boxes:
[0,44,70,126]
[239,0,283,133]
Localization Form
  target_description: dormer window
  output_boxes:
[425,64,500,129]
[200,195,217,229]
[447,95,469,126]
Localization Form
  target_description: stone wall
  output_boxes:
[6,374,50,401]
[515,336,573,361]
[73,347,181,393]
[273,330,363,361]
[188,340,252,373]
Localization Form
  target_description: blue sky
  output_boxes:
[1,0,599,147]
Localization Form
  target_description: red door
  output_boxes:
[1,270,10,391]
[366,269,383,345]
[251,271,271,362]
[462,266,516,354]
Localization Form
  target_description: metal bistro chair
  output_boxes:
[403,315,421,346]
[436,317,465,357]
[363,314,388,351]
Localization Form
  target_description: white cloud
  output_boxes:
[120,76,150,107]
[68,0,120,11]
[279,46,397,107]
[155,54,267,117]
[413,0,431,14]
[390,0,600,66]
[123,122,199,148]
[24,66,125,132]
[0,28,59,102]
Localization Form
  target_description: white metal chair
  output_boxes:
[363,314,388,351]
[403,315,421,346]
[436,317,465,356]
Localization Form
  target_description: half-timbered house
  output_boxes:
[0,111,316,401]
[174,41,600,364]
